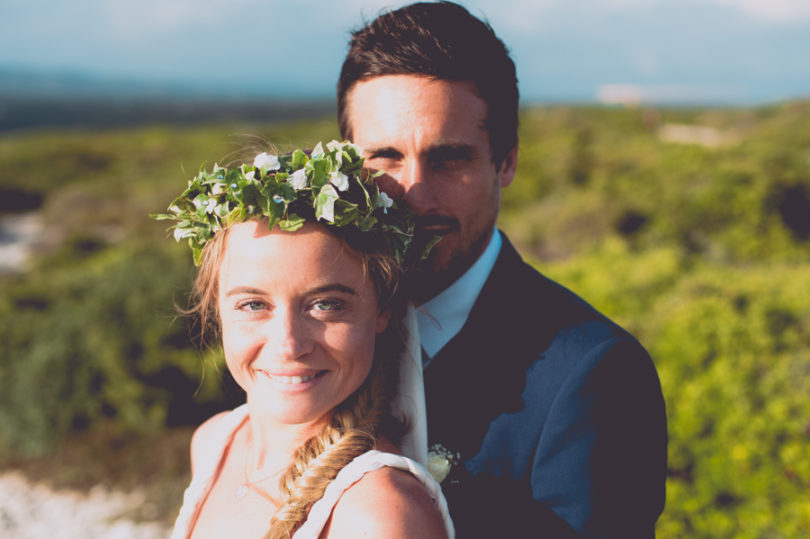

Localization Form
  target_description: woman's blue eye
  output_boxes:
[239,301,265,312]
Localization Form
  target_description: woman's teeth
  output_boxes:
[273,374,315,384]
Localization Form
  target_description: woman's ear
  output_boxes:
[376,307,392,334]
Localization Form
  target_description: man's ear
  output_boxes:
[376,307,392,334]
[498,140,519,188]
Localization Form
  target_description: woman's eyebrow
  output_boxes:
[224,284,357,297]
[224,286,265,297]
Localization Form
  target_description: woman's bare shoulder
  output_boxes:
[189,411,232,473]
[324,464,447,538]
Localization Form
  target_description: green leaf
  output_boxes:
[315,184,339,222]
[308,158,330,188]
[279,213,305,231]
[291,149,308,170]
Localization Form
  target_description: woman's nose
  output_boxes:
[261,310,314,361]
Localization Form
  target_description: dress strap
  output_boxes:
[293,450,454,538]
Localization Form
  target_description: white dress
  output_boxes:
[170,405,454,539]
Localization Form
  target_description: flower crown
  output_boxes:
[153,140,434,266]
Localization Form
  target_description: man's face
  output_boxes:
[345,75,516,302]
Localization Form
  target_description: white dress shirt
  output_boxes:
[417,229,502,367]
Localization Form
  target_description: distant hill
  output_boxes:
[0,67,335,131]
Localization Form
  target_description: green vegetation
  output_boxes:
[1,103,808,534]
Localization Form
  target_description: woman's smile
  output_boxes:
[254,369,327,391]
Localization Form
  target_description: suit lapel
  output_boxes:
[424,236,540,458]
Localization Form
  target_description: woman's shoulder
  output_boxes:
[191,410,230,443]
[190,408,245,473]
[323,455,448,538]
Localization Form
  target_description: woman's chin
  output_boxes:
[246,392,333,427]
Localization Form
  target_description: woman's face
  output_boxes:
[217,221,390,427]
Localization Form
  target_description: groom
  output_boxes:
[337,2,667,537]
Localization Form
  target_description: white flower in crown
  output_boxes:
[289,169,308,190]
[427,444,460,484]
[317,185,338,223]
[330,171,350,192]
[254,152,280,170]
[376,191,394,214]
[173,227,194,241]
[311,142,325,157]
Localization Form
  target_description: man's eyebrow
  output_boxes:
[427,144,476,160]
[309,284,357,296]
[365,146,403,157]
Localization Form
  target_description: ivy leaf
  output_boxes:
[308,157,331,188]
[315,184,339,223]
[279,213,305,231]
[291,149,308,170]
[332,200,359,226]
[276,182,296,203]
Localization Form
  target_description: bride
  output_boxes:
[155,141,452,538]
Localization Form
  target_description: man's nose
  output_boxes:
[399,159,438,215]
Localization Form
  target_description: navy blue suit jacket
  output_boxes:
[424,234,667,537]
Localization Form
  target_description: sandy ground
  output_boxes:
[0,471,171,539]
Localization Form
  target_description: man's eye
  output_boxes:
[368,149,401,161]
[312,300,344,313]
[429,147,473,169]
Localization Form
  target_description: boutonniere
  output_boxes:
[427,444,461,483]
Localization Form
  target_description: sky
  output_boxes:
[1,0,809,104]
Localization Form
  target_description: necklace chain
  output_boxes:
[236,444,287,504]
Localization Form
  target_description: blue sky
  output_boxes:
[2,0,809,104]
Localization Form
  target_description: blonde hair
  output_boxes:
[188,219,407,537]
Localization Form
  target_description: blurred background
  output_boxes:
[1,0,809,537]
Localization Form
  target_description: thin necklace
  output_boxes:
[236,446,287,504]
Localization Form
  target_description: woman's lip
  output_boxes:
[261,369,323,377]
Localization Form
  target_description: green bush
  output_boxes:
[0,241,228,456]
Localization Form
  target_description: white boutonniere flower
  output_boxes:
[427,444,460,484]
[254,152,280,171]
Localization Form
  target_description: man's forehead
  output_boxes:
[345,75,489,143]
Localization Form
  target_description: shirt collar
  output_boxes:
[417,229,502,364]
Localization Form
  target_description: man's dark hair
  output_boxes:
[337,1,519,166]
